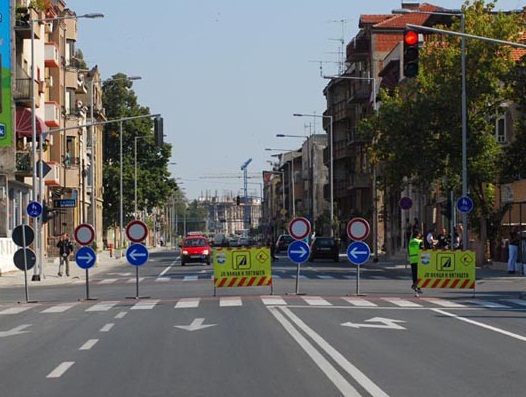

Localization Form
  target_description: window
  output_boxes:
[496,116,507,143]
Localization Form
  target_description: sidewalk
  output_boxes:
[0,247,163,288]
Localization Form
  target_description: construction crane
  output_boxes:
[240,159,252,229]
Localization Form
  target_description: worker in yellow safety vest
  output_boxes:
[408,231,423,295]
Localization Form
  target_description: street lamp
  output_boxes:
[30,12,103,280]
[293,113,334,236]
[134,135,147,219]
[322,75,378,260]
[393,7,467,247]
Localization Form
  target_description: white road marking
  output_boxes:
[155,277,170,282]
[317,275,335,280]
[41,303,77,313]
[433,308,526,342]
[175,298,200,309]
[79,339,98,350]
[159,263,174,277]
[467,300,511,309]
[219,297,242,307]
[85,301,119,312]
[302,296,332,306]
[100,323,114,332]
[47,362,75,378]
[382,298,422,308]
[342,297,378,307]
[126,278,145,283]
[99,278,118,284]
[131,300,160,310]
[183,275,199,281]
[261,296,287,305]
[424,298,466,308]
[115,312,127,319]
[504,299,526,307]
[0,306,34,314]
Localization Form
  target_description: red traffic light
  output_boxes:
[404,30,418,46]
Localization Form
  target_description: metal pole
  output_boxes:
[134,137,138,218]
[90,77,96,236]
[460,15,468,248]
[329,115,334,237]
[120,120,124,248]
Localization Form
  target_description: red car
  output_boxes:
[180,236,211,266]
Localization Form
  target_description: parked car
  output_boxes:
[180,236,211,266]
[309,236,339,262]
[275,234,293,254]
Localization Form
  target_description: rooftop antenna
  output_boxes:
[328,19,351,74]
[308,60,341,77]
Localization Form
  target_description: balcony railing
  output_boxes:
[15,151,32,175]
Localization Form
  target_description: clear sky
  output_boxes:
[65,0,525,200]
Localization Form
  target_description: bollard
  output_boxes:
[109,243,113,258]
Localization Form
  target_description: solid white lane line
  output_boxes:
[175,298,200,309]
[79,339,99,350]
[115,312,127,319]
[261,296,287,306]
[131,300,159,310]
[85,301,119,312]
[219,297,242,307]
[342,297,378,307]
[159,263,174,277]
[41,303,77,313]
[100,323,115,332]
[433,308,526,342]
[47,362,75,378]
[278,306,389,397]
[268,306,366,397]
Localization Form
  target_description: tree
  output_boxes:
[102,73,177,231]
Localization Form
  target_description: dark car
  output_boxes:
[309,237,339,262]
[180,236,211,266]
[275,234,294,254]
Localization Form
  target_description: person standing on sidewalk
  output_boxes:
[57,233,74,277]
[508,231,520,274]
[408,231,423,295]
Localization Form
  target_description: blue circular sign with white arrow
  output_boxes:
[26,201,42,218]
[346,241,371,266]
[75,246,97,270]
[287,240,310,264]
[456,196,473,214]
[126,243,149,266]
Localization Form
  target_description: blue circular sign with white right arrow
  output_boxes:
[287,240,310,264]
[346,241,371,266]
[75,246,97,270]
[126,243,149,266]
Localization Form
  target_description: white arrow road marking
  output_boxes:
[350,247,368,258]
[175,318,217,332]
[0,324,32,338]
[341,317,406,330]
[77,252,94,263]
[129,249,147,261]
[290,246,307,256]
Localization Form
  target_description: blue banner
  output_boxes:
[0,2,12,146]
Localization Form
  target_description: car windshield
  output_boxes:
[184,238,207,247]
[315,238,334,247]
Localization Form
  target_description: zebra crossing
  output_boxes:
[1,296,526,315]
[71,272,410,285]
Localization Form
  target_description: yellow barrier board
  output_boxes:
[213,247,272,288]
[417,249,476,289]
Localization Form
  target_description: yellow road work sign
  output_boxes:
[417,249,475,289]
[213,247,272,288]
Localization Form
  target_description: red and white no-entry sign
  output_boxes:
[347,218,370,241]
[126,220,148,243]
[289,217,311,241]
[74,223,95,246]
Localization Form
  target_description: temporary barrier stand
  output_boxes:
[213,246,272,296]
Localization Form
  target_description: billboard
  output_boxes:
[0,2,12,147]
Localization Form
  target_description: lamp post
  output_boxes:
[322,75,378,259]
[393,7,467,247]
[265,148,296,217]
[90,75,140,242]
[30,12,103,280]
[134,135,147,219]
[293,113,334,236]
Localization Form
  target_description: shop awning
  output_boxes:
[16,107,48,139]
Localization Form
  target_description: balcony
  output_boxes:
[14,8,43,40]
[348,85,370,104]
[45,43,60,68]
[45,101,60,127]
[348,173,371,190]
[44,161,61,186]
[14,78,40,108]
[15,151,32,176]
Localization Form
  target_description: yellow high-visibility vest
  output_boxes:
[408,237,422,264]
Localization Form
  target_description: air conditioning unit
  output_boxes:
[46,76,53,87]
[45,23,53,34]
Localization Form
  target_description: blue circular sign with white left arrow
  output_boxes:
[287,240,310,264]
[346,241,371,266]
[126,243,149,266]
[75,246,97,270]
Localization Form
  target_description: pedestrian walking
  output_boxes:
[508,231,520,274]
[408,230,423,296]
[57,233,74,277]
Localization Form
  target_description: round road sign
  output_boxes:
[74,223,95,246]
[26,201,43,218]
[75,246,97,270]
[126,220,148,243]
[126,243,149,266]
[346,241,371,265]
[347,218,370,241]
[457,196,474,214]
[399,197,413,210]
[289,217,311,241]
[12,224,35,247]
[13,248,36,271]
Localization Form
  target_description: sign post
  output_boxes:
[347,218,371,296]
[12,224,36,303]
[74,223,97,301]
[287,240,310,295]
[125,221,149,299]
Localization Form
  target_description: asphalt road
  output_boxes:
[1,248,526,396]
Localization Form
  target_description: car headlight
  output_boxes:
[182,250,189,255]
[203,250,209,255]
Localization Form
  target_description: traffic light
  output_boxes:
[42,202,55,224]
[154,116,164,146]
[403,28,419,78]
[236,195,241,206]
